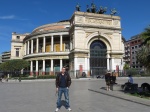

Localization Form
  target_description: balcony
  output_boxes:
[23,51,70,59]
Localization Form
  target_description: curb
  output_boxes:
[88,89,150,107]
[117,77,150,79]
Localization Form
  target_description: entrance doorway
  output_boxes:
[90,40,107,77]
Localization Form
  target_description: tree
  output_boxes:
[136,25,150,70]
[123,63,130,70]
[0,59,29,72]
[123,63,130,76]
[136,46,150,69]
[141,25,150,46]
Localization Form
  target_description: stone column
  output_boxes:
[85,58,88,76]
[31,39,33,54]
[60,59,62,71]
[51,36,54,51]
[42,59,45,75]
[110,58,115,71]
[87,58,90,71]
[27,41,29,54]
[74,58,77,78]
[107,54,110,71]
[60,35,62,51]
[87,58,90,77]
[24,42,26,55]
[26,42,28,55]
[36,60,38,76]
[43,37,46,52]
[30,60,33,76]
[36,38,39,53]
[51,59,54,75]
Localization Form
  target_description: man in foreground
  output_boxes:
[55,67,72,111]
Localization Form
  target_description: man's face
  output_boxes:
[62,68,66,73]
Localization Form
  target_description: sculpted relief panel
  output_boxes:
[76,16,84,23]
[113,20,120,26]
[86,32,92,38]
[105,34,113,39]
[85,18,112,25]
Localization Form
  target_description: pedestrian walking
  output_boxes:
[55,67,72,112]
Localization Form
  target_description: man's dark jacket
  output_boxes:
[55,72,71,88]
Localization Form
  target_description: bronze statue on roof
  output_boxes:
[76,3,81,11]
[86,5,90,12]
[91,2,96,13]
[75,2,118,16]
[110,8,117,15]
[98,6,107,14]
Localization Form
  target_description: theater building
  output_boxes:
[11,11,124,77]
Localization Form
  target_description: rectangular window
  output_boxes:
[16,48,19,57]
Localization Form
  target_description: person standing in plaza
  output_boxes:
[55,67,72,112]
[105,71,111,91]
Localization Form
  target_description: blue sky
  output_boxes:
[0,0,150,54]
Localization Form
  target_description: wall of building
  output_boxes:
[69,12,124,77]
[2,51,11,62]
[124,34,142,69]
[10,12,124,77]
[11,32,29,59]
[0,55,2,64]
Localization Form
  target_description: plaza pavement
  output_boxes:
[0,78,150,112]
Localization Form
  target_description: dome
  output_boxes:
[24,20,70,40]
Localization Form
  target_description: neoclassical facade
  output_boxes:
[11,11,124,77]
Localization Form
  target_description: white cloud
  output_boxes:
[0,15,29,21]
[0,15,15,19]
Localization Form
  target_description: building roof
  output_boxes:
[24,21,70,41]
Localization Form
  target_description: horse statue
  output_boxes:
[98,6,107,14]
[76,3,81,11]
[110,8,117,15]
[91,2,96,13]
[86,5,90,12]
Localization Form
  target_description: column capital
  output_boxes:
[107,53,110,58]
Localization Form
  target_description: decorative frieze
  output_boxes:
[113,20,119,26]
[76,16,84,22]
[85,18,112,25]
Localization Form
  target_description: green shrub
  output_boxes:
[126,68,139,76]
[141,74,150,77]
[20,77,36,80]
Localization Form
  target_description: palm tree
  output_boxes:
[137,25,150,70]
